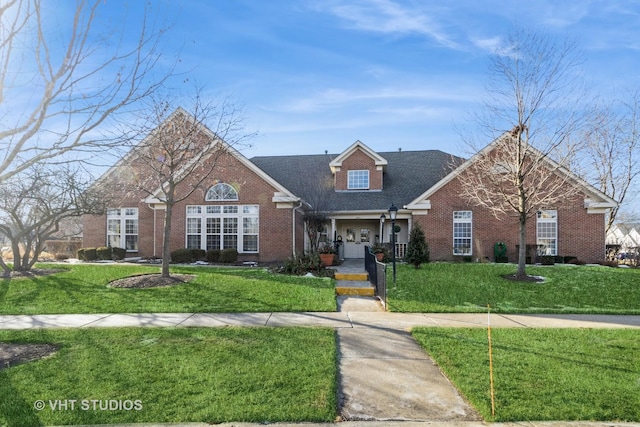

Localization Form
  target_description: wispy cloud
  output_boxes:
[471,36,502,54]
[268,85,479,114]
[313,0,460,49]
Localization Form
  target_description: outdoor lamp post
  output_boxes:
[388,203,398,283]
[379,213,386,244]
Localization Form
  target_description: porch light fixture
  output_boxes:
[388,203,398,283]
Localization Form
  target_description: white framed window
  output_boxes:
[106,208,138,251]
[537,210,557,256]
[453,211,472,255]
[205,182,239,201]
[347,170,369,190]
[186,218,202,249]
[186,205,259,253]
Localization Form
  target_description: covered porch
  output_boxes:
[326,210,411,259]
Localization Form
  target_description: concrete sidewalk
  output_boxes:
[1,311,639,330]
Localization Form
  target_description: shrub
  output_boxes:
[112,247,126,260]
[206,249,221,263]
[277,252,323,275]
[171,248,206,263]
[55,253,69,261]
[96,246,112,261]
[85,248,97,261]
[540,255,555,266]
[82,248,97,261]
[190,249,206,262]
[77,248,86,261]
[567,258,586,265]
[220,248,238,264]
[171,248,194,263]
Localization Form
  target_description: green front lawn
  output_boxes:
[388,263,640,313]
[0,265,336,314]
[0,327,337,425]
[412,327,640,422]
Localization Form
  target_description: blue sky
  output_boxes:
[99,1,640,158]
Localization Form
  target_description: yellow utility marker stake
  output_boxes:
[488,304,496,418]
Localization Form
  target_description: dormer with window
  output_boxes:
[329,140,387,191]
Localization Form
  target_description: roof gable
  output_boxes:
[93,107,299,205]
[406,131,618,212]
[329,140,388,173]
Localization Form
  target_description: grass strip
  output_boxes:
[0,264,336,314]
[0,327,337,425]
[388,263,640,313]
[412,327,640,422]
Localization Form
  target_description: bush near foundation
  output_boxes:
[96,247,112,261]
[170,248,206,263]
[206,249,220,263]
[220,248,238,264]
[77,248,98,261]
[112,247,126,260]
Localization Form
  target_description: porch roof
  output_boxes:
[251,150,461,212]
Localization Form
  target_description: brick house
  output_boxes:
[83,110,617,264]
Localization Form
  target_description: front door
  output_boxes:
[343,225,372,258]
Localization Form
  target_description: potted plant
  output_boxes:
[318,243,336,266]
[372,244,385,262]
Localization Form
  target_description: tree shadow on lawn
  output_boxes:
[420,328,638,374]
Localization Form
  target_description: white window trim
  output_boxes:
[106,207,139,252]
[453,211,472,256]
[205,182,239,201]
[347,170,370,190]
[186,204,259,253]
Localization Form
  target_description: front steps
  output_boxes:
[335,272,375,296]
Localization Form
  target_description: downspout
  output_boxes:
[292,201,303,256]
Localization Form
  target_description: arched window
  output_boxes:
[205,182,238,201]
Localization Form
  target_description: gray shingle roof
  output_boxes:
[250,150,463,211]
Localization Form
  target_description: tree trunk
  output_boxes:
[0,257,11,277]
[516,213,528,278]
[161,204,173,278]
[11,240,22,271]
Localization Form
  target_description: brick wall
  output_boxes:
[83,148,296,263]
[415,174,607,264]
[334,148,383,190]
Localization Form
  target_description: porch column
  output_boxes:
[331,218,336,242]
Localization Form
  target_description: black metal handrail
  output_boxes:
[364,245,387,310]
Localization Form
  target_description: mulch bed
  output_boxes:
[108,273,196,288]
[0,343,59,370]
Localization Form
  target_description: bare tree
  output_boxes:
[302,175,334,254]
[125,94,251,277]
[0,0,172,183]
[459,28,589,279]
[0,165,106,275]
[578,93,640,231]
